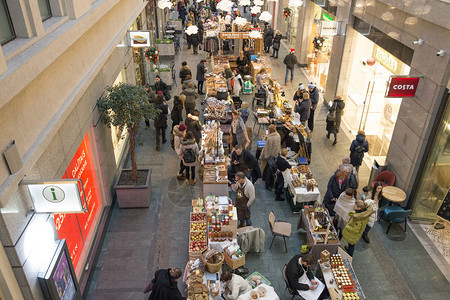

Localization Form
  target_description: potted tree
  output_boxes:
[97,83,160,208]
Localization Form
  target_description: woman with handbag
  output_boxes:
[326,95,345,145]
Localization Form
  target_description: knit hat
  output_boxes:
[308,82,314,89]
[342,157,351,164]
[179,124,187,131]
[290,48,295,53]
[157,91,164,95]
[299,83,304,90]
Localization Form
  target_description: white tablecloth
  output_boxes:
[289,183,321,204]
[237,284,279,300]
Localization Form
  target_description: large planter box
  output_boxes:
[171,20,182,33]
[157,43,175,60]
[114,169,151,208]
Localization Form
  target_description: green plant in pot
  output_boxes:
[97,83,160,207]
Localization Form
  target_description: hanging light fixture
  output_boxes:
[288,0,303,8]
[254,0,264,6]
[217,0,234,12]
[234,16,248,26]
[239,0,251,6]
[157,0,173,9]
[250,6,261,14]
[249,30,262,39]
[260,11,273,22]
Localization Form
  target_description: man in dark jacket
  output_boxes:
[283,49,298,85]
[228,145,260,184]
[185,110,202,143]
[154,76,170,100]
[189,32,200,54]
[285,254,318,293]
[275,149,291,201]
[178,2,187,26]
[263,26,274,53]
[307,82,319,132]
[196,59,207,95]
[146,267,185,300]
[295,93,311,126]
[179,61,191,84]
[350,130,369,171]
[154,94,169,151]
[145,84,156,128]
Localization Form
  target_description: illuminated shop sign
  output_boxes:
[129,31,151,47]
[320,21,339,36]
[385,76,422,98]
[372,45,400,74]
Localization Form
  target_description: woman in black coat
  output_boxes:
[323,170,349,216]
[275,149,291,201]
[263,26,274,53]
[350,130,369,171]
[271,30,282,58]
[147,268,184,300]
[154,95,169,151]
[171,96,184,129]
[326,96,345,145]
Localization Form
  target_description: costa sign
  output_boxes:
[385,76,422,98]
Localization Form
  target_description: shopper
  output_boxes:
[144,267,185,300]
[283,49,298,85]
[181,82,198,116]
[197,18,204,44]
[275,148,292,201]
[271,30,282,58]
[350,130,369,172]
[154,76,170,100]
[363,182,383,243]
[233,69,243,97]
[173,124,187,180]
[323,170,349,216]
[190,31,200,54]
[179,61,192,84]
[326,95,345,145]
[236,50,248,75]
[182,74,197,91]
[171,95,184,129]
[238,102,250,124]
[259,124,281,172]
[337,156,359,189]
[293,83,307,102]
[231,172,255,227]
[228,145,259,184]
[223,64,234,93]
[285,253,318,292]
[154,94,168,151]
[180,131,199,185]
[196,59,207,95]
[178,2,187,26]
[186,110,202,144]
[307,82,319,132]
[256,68,266,91]
[295,93,311,127]
[220,271,252,299]
[231,111,250,149]
[334,188,357,235]
[145,84,156,128]
[343,200,373,256]
[263,25,274,53]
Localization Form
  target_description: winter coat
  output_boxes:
[350,134,369,167]
[273,34,282,50]
[236,56,248,74]
[179,66,192,82]
[225,274,253,300]
[261,132,281,160]
[343,204,373,245]
[334,192,356,224]
[171,98,184,125]
[190,33,200,46]
[275,155,291,190]
[196,62,207,81]
[323,174,349,216]
[180,138,199,167]
[295,99,311,123]
[173,125,185,155]
[263,28,274,48]
[185,114,202,143]
[147,89,156,104]
[365,199,378,227]
[178,5,187,20]
[231,149,258,172]
[286,254,314,291]
[231,117,247,146]
[283,53,298,70]
[147,269,185,300]
[309,87,319,110]
[240,108,249,123]
[182,79,197,90]
[233,74,243,96]
[154,101,168,128]
[181,88,198,110]
[155,80,169,95]
[263,156,276,189]
[326,98,345,133]
[293,89,307,102]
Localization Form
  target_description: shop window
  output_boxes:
[411,94,450,221]
[37,0,52,21]
[0,0,15,45]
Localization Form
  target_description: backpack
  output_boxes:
[183,148,197,163]
[326,104,336,122]
[353,144,365,159]
[348,172,358,189]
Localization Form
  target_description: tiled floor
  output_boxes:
[86,9,450,300]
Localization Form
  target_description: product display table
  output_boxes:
[297,210,340,259]
[237,284,279,300]
[382,186,407,204]
[289,183,321,205]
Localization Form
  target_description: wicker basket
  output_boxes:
[202,250,224,274]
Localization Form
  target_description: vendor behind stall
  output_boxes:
[231,172,255,227]
[220,271,252,300]
[231,111,250,148]
[275,148,291,201]
[228,145,259,184]
[285,254,318,292]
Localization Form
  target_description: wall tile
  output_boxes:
[389,118,421,161]
[410,43,450,85]
[386,139,413,187]
[414,76,439,112]
[397,98,430,138]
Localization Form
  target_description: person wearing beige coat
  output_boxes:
[260,124,281,172]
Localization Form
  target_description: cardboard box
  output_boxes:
[224,251,245,269]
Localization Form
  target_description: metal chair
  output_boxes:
[268,210,291,252]
[372,171,396,187]
[379,206,412,234]
[282,265,301,300]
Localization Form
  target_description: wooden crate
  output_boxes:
[224,252,245,269]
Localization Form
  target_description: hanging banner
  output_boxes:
[129,31,151,47]
[385,76,421,98]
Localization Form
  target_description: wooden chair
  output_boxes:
[268,210,292,252]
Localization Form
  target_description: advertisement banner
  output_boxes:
[385,76,421,98]
[129,31,150,47]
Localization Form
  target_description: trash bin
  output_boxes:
[368,158,388,187]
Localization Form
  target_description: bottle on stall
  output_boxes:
[225,215,229,225]
[228,203,233,213]
[229,231,233,241]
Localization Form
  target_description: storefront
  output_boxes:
[340,27,411,168]
[306,1,337,93]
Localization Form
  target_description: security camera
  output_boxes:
[412,39,424,45]
[437,50,446,57]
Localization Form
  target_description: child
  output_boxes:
[342,200,373,256]
[242,76,255,94]
[238,102,250,123]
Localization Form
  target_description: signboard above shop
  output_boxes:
[129,31,150,47]
[320,21,339,36]
[385,76,422,98]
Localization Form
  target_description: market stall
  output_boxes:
[250,55,272,82]
[297,205,340,259]
[218,32,263,57]
[288,164,321,212]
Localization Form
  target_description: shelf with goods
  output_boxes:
[304,205,339,245]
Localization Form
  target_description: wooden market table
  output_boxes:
[382,186,407,204]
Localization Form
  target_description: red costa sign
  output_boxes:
[386,76,421,98]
